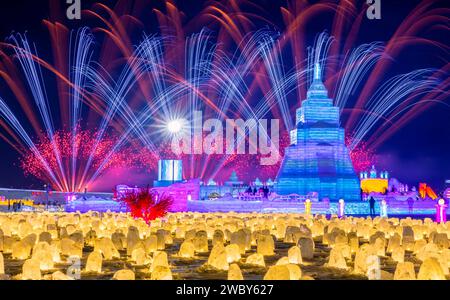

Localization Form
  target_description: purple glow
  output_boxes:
[436,199,447,223]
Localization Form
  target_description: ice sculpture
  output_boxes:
[288,246,303,265]
[22,258,41,280]
[275,63,360,201]
[207,244,229,271]
[178,241,195,258]
[85,251,103,273]
[257,234,275,256]
[245,253,265,267]
[393,262,416,280]
[227,264,244,280]
[113,269,135,280]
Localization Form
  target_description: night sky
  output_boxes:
[0,0,449,192]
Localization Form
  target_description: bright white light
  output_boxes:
[167,119,183,134]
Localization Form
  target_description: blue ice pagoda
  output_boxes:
[274,64,361,201]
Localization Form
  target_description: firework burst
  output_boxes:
[345,135,376,173]
[20,128,158,191]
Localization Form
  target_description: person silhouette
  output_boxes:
[369,196,376,216]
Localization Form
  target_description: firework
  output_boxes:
[345,135,376,173]
[20,129,158,192]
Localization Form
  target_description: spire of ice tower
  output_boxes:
[307,62,328,98]
[314,63,321,81]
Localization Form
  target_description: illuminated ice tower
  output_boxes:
[275,64,361,201]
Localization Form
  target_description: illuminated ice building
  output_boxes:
[153,160,183,187]
[275,64,361,201]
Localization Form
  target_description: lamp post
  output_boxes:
[436,198,447,223]
[44,184,50,211]
[338,199,345,218]
[304,199,312,216]
[380,199,388,218]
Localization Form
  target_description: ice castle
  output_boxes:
[274,64,361,201]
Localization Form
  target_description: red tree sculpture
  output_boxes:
[118,187,173,223]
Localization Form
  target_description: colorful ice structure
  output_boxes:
[178,241,196,258]
[150,251,169,272]
[360,166,389,193]
[32,242,54,270]
[288,246,303,265]
[22,258,41,280]
[228,264,244,280]
[417,257,446,280]
[51,271,75,280]
[225,244,241,263]
[85,251,103,273]
[394,262,416,280]
[131,247,151,265]
[326,248,348,270]
[12,241,32,260]
[153,160,183,187]
[256,234,275,256]
[263,264,302,280]
[275,64,360,201]
[297,237,315,260]
[207,244,229,271]
[151,266,172,280]
[0,253,4,275]
[419,183,438,200]
[245,253,266,267]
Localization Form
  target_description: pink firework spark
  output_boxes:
[20,129,158,192]
[345,135,376,173]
